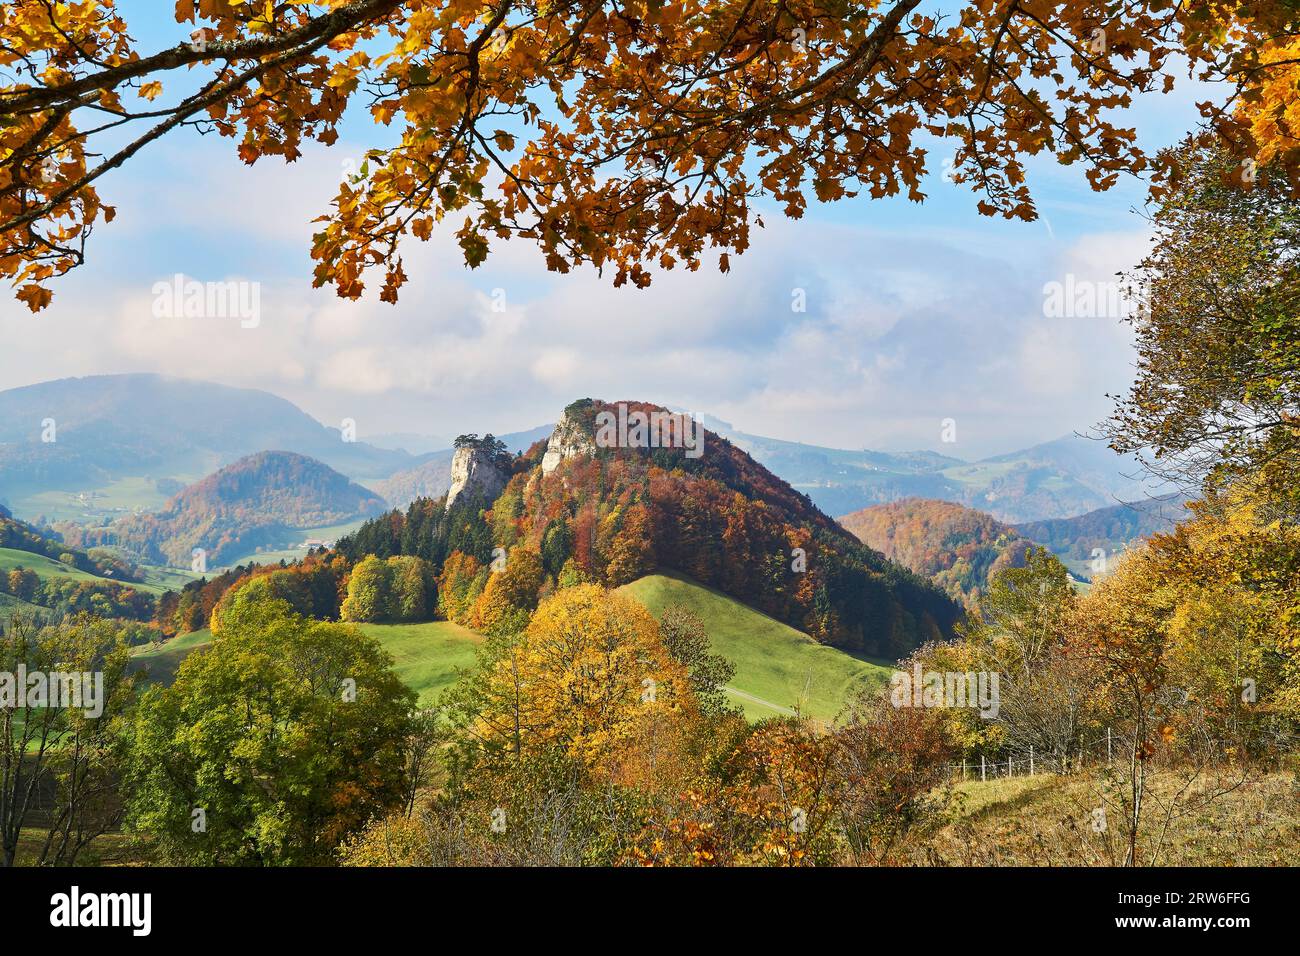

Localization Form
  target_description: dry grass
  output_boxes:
[907,765,1300,866]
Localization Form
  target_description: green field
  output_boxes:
[940,460,1020,489]
[618,573,894,722]
[129,621,481,707]
[0,589,49,620]
[0,546,174,596]
[8,475,193,524]
[129,627,214,684]
[356,621,482,707]
[217,518,370,569]
[0,546,106,584]
[126,573,887,721]
[133,561,201,593]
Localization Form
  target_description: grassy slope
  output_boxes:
[356,621,481,707]
[129,622,481,707]
[0,546,171,596]
[0,590,48,619]
[0,546,104,583]
[618,572,893,722]
[128,573,886,721]
[128,627,214,685]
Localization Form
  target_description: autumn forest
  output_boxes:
[0,0,1298,934]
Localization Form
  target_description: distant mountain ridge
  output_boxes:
[60,451,387,567]
[707,418,1159,523]
[0,374,1161,528]
[0,374,420,498]
[1011,494,1191,579]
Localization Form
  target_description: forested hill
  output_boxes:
[62,451,387,567]
[838,498,1034,606]
[339,399,962,658]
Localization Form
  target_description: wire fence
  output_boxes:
[943,729,1123,783]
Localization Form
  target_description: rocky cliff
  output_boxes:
[541,406,598,475]
[446,444,510,509]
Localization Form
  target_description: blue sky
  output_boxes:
[0,5,1221,459]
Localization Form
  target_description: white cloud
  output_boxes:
[0,139,1151,460]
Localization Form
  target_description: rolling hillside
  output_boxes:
[1,374,1164,529]
[618,573,892,721]
[0,547,113,585]
[342,398,963,658]
[131,574,886,721]
[60,451,387,568]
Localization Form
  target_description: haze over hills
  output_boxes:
[59,451,387,568]
[0,375,1163,535]
[708,418,1158,523]
[1011,494,1192,579]
[0,374,420,513]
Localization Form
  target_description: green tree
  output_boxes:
[1,614,138,867]
[951,547,1092,769]
[124,595,415,865]
[389,555,436,623]
[1106,141,1300,504]
[658,604,737,718]
[340,554,393,623]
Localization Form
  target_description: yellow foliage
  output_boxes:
[473,584,694,769]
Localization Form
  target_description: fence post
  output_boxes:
[1029,746,1034,775]
[981,755,986,782]
[1107,727,1113,764]
[962,759,967,782]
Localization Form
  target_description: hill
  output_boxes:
[0,373,1165,529]
[341,398,964,658]
[838,498,1034,605]
[61,451,388,568]
[0,504,143,581]
[618,573,892,720]
[0,374,420,519]
[1012,495,1191,579]
[0,541,163,622]
[132,574,888,721]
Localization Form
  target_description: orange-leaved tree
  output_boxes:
[3,0,1298,310]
